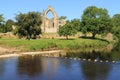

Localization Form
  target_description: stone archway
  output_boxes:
[41,6,58,33]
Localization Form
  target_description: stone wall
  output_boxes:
[41,6,66,33]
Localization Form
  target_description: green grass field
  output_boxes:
[0,38,109,52]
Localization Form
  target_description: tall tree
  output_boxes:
[58,21,77,39]
[15,12,42,39]
[81,6,111,39]
[112,14,120,39]
[0,14,5,33]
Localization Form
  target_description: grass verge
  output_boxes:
[0,38,109,52]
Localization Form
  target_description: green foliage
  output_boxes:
[71,19,81,31]
[59,16,67,20]
[15,12,42,39]
[1,19,15,33]
[112,14,120,39]
[6,19,15,30]
[0,14,4,25]
[81,6,111,39]
[0,14,5,32]
[58,21,77,39]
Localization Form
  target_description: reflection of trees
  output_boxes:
[0,59,5,76]
[67,50,112,61]
[17,56,59,79]
[59,59,72,69]
[81,62,111,80]
[17,55,43,76]
[44,58,59,80]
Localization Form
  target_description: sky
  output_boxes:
[0,0,120,21]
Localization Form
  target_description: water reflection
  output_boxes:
[0,56,120,80]
[59,59,73,69]
[0,59,5,76]
[17,55,43,76]
[66,50,113,61]
[17,55,59,79]
[81,62,112,80]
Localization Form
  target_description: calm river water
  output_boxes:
[0,55,120,80]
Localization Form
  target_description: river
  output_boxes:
[0,42,120,80]
[0,55,120,80]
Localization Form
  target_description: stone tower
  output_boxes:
[41,6,66,33]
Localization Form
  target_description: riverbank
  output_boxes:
[0,50,63,58]
[0,38,110,58]
[0,38,109,51]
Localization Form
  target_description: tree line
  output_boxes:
[0,6,120,40]
[59,6,120,40]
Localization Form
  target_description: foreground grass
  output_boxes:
[0,38,109,52]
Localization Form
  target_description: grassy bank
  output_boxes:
[0,38,109,52]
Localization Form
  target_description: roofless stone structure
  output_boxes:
[41,6,66,33]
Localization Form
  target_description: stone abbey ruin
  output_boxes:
[0,6,66,38]
[41,6,66,33]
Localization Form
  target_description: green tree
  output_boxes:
[81,6,111,39]
[71,19,81,31]
[59,16,67,20]
[0,14,5,33]
[15,12,42,39]
[111,14,120,51]
[58,21,77,39]
[2,19,15,33]
[0,14,4,25]
[112,14,120,39]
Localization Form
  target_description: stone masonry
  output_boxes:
[41,6,66,33]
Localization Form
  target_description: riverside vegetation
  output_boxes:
[0,38,108,52]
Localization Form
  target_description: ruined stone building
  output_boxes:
[41,6,66,33]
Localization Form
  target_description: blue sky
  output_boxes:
[0,0,120,21]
